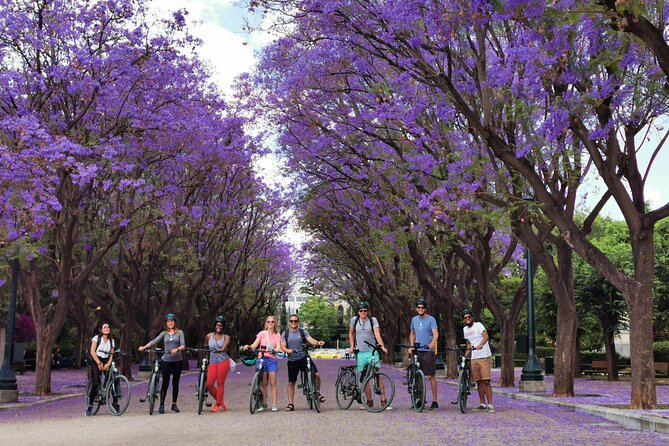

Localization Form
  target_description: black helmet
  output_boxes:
[214,315,226,328]
[462,308,474,318]
[164,312,176,321]
[357,301,369,310]
[416,298,427,308]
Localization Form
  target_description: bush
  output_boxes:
[579,351,623,363]
[654,341,669,363]
[536,346,555,358]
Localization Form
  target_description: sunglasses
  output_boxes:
[358,309,368,312]
[416,306,426,309]
[266,320,276,324]
[289,319,299,323]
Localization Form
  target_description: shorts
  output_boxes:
[287,357,319,382]
[417,351,436,376]
[262,357,278,373]
[471,357,492,382]
[356,350,381,372]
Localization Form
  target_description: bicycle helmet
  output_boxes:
[165,312,176,321]
[462,308,474,318]
[416,298,427,308]
[214,315,226,325]
[357,301,369,310]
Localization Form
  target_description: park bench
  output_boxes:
[582,360,668,378]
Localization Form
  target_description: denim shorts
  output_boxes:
[262,357,278,373]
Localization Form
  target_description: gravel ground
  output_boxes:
[1,359,668,446]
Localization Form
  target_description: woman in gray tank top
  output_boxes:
[206,315,231,412]
[139,312,186,414]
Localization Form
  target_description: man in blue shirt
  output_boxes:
[409,298,439,409]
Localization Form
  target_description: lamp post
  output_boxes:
[0,256,20,403]
[519,197,546,392]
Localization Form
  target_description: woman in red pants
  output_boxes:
[206,315,231,412]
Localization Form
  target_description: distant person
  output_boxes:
[348,301,390,410]
[206,315,231,412]
[344,348,351,360]
[86,322,116,416]
[280,314,325,411]
[409,298,439,410]
[242,315,282,412]
[139,312,186,414]
[462,309,494,413]
[52,346,64,369]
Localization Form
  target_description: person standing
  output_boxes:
[348,301,390,410]
[86,321,116,416]
[138,312,186,414]
[243,315,282,412]
[280,314,325,411]
[462,309,494,413]
[206,315,231,412]
[409,298,439,410]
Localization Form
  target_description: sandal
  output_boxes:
[285,403,294,411]
[318,394,326,403]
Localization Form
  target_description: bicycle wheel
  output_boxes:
[361,370,395,413]
[335,368,356,410]
[303,372,313,409]
[197,368,206,415]
[107,374,131,416]
[411,369,426,412]
[249,372,262,414]
[308,370,320,413]
[458,368,469,414]
[148,371,160,415]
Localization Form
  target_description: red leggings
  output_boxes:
[207,359,231,406]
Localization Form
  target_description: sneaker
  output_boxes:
[211,404,220,412]
[257,406,266,412]
[205,401,213,407]
[487,404,495,413]
[472,404,487,412]
[158,404,165,414]
[429,401,439,410]
[171,403,180,413]
[85,406,92,417]
[271,405,278,412]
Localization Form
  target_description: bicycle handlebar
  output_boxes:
[398,343,427,350]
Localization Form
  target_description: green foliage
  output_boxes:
[580,351,622,363]
[536,346,555,358]
[654,341,669,363]
[297,295,339,342]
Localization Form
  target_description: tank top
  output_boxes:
[208,334,229,364]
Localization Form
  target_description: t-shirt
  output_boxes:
[256,330,281,359]
[350,316,379,352]
[463,322,492,359]
[411,315,438,351]
[92,336,115,359]
[283,328,311,362]
[148,330,186,363]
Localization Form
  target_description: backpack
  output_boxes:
[352,316,374,350]
[91,335,115,358]
[283,328,307,347]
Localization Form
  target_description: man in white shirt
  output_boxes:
[462,309,494,413]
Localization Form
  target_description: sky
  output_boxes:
[151,0,668,222]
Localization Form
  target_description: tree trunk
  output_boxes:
[34,334,56,396]
[553,301,576,396]
[498,321,516,387]
[443,304,458,378]
[603,326,619,381]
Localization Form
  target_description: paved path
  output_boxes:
[1,360,668,446]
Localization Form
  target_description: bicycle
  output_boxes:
[85,351,131,416]
[247,346,270,414]
[448,344,472,413]
[188,347,214,415]
[398,343,426,412]
[292,343,321,413]
[334,341,395,413]
[139,348,164,415]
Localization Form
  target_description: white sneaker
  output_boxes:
[472,404,487,411]
[487,404,495,413]
[256,406,266,412]
[271,405,278,412]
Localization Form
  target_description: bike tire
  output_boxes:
[304,372,313,409]
[249,372,262,414]
[411,369,426,412]
[361,370,395,413]
[335,368,356,410]
[458,368,469,414]
[308,370,320,413]
[148,372,159,415]
[197,368,206,415]
[107,374,131,416]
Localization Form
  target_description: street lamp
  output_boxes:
[519,195,546,392]
[0,255,20,403]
